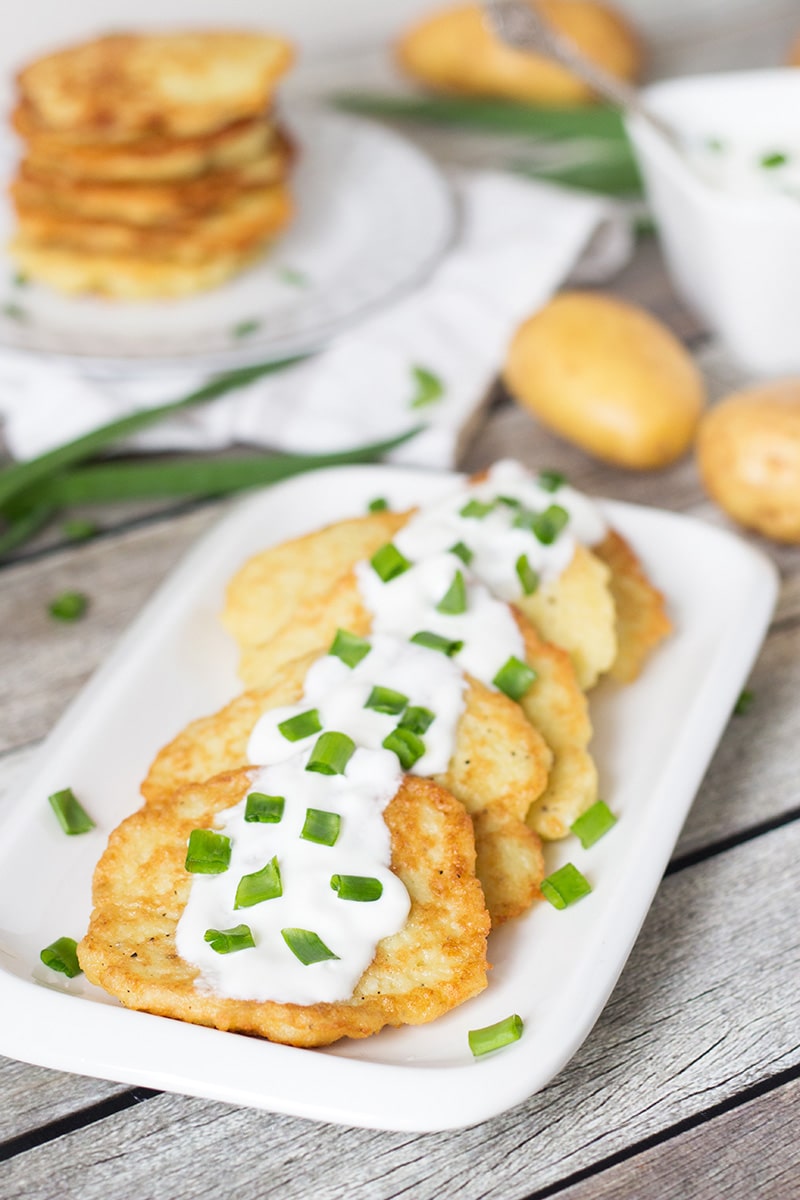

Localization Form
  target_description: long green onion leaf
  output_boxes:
[185,829,231,874]
[468,1014,524,1057]
[306,731,356,776]
[330,874,384,902]
[282,927,340,965]
[234,856,283,908]
[40,937,82,978]
[0,500,56,556]
[48,787,95,835]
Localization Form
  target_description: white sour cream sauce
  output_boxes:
[176,460,606,1006]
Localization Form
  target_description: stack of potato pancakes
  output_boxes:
[8,31,295,299]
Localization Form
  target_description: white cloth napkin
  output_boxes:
[0,171,631,466]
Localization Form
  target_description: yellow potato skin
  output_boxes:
[504,291,705,469]
[396,0,642,106]
[697,381,800,543]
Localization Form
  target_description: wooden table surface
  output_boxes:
[3,10,800,1199]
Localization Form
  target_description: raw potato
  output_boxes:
[396,0,642,106]
[504,291,705,469]
[697,381,800,543]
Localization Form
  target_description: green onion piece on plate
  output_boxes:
[370,542,412,582]
[493,656,536,701]
[48,787,95,835]
[368,497,389,513]
[761,152,788,169]
[48,591,88,621]
[234,856,283,908]
[515,554,540,596]
[185,829,232,874]
[399,705,435,735]
[330,874,384,901]
[436,569,467,615]
[460,499,495,520]
[365,685,409,715]
[204,924,255,954]
[40,936,82,978]
[329,628,371,669]
[278,708,322,742]
[468,1014,524,1057]
[244,792,285,824]
[410,364,444,409]
[538,469,566,493]
[383,726,425,770]
[449,540,474,566]
[541,863,592,909]
[410,630,463,657]
[300,808,341,846]
[306,731,356,776]
[282,927,340,965]
[570,800,617,849]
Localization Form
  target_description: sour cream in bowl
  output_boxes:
[625,69,800,374]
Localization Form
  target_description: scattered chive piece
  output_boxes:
[570,800,617,849]
[370,542,412,582]
[244,792,285,824]
[761,152,788,169]
[2,302,26,321]
[329,628,371,669]
[515,554,540,596]
[232,318,260,338]
[515,504,569,544]
[306,731,356,776]
[368,497,389,513]
[468,1014,523,1057]
[40,937,81,978]
[234,856,283,908]
[300,808,341,846]
[410,630,463,657]
[460,499,495,520]
[383,726,426,769]
[185,829,232,874]
[436,569,468,615]
[493,656,536,701]
[277,266,310,287]
[278,708,322,742]
[48,787,95,835]
[409,364,445,409]
[282,927,340,965]
[496,494,521,509]
[449,540,474,565]
[61,517,98,542]
[541,863,592,909]
[734,688,755,717]
[538,469,566,493]
[204,924,255,954]
[399,705,435,735]
[331,874,384,901]
[48,591,88,621]
[365,685,408,715]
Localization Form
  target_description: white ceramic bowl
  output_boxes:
[625,70,800,375]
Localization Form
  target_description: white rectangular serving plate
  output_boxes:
[0,465,778,1132]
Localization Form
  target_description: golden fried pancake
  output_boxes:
[594,530,671,683]
[396,0,642,106]
[79,768,490,1047]
[18,32,293,138]
[14,107,276,182]
[12,137,292,227]
[142,649,549,925]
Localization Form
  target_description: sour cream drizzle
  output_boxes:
[176,461,606,1006]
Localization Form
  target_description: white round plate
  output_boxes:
[0,109,455,374]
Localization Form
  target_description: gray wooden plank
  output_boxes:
[2,816,799,1199]
[0,1059,130,1147]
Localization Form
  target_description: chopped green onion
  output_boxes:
[278,708,322,742]
[410,364,445,409]
[761,152,788,169]
[277,266,310,287]
[570,800,617,849]
[410,630,463,657]
[399,705,435,735]
[204,924,255,954]
[185,829,232,874]
[515,554,540,596]
[40,937,81,978]
[734,689,755,717]
[328,628,371,669]
[436,570,468,615]
[364,685,408,715]
[493,656,536,701]
[48,787,95,835]
[282,927,340,965]
[370,542,412,582]
[541,863,592,909]
[244,792,285,823]
[61,517,98,542]
[515,504,570,544]
[496,494,521,509]
[468,1014,523,1057]
[330,874,384,901]
[368,497,389,513]
[449,540,474,565]
[306,731,356,776]
[383,726,426,769]
[538,469,566,493]
[3,303,26,321]
[300,808,341,846]
[234,856,283,908]
[48,591,88,621]
[460,499,495,520]
[232,318,260,338]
